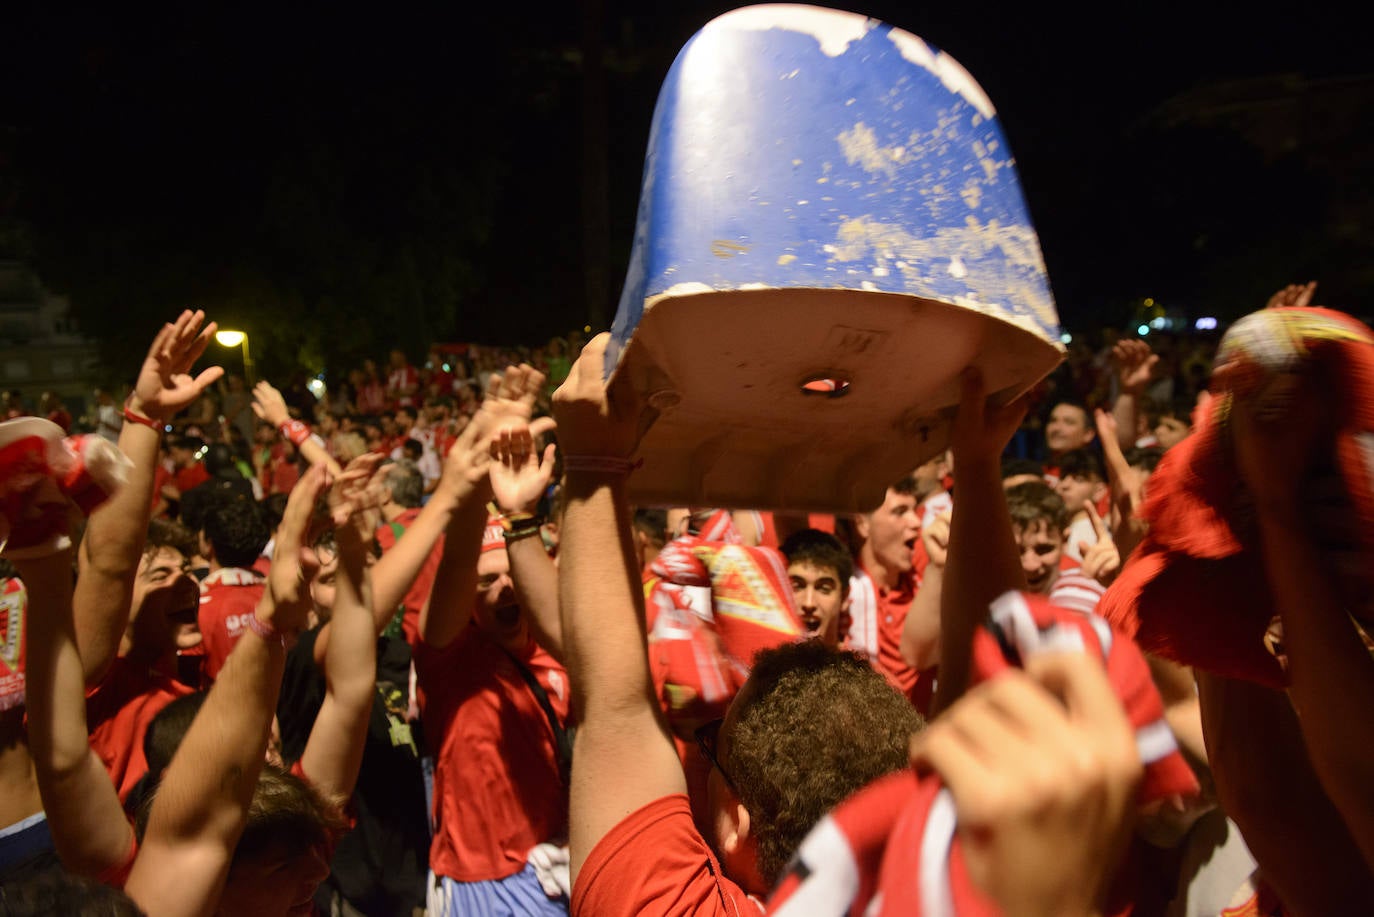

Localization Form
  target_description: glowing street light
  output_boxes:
[214,329,255,385]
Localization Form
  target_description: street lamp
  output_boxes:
[214,329,255,385]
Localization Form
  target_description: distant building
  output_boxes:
[0,261,103,416]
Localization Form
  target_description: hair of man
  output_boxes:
[779,528,854,589]
[1006,481,1069,534]
[725,640,923,885]
[203,497,271,569]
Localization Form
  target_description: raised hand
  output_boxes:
[910,653,1142,917]
[551,333,657,460]
[435,364,551,505]
[1266,281,1317,310]
[328,453,387,544]
[251,380,292,427]
[922,510,951,569]
[1093,408,1147,557]
[130,310,225,422]
[490,423,557,515]
[1111,339,1158,395]
[949,366,1029,472]
[1077,502,1120,585]
[262,463,331,636]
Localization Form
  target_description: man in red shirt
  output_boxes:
[551,336,920,917]
[844,476,932,709]
[1043,400,1096,483]
[72,311,225,804]
[386,349,420,410]
[414,364,572,916]
[195,497,269,681]
[85,520,201,803]
[166,436,210,496]
[1006,481,1111,616]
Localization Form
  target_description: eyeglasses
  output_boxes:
[694,718,736,792]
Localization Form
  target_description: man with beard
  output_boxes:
[413,365,571,916]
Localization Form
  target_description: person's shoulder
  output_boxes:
[573,794,761,917]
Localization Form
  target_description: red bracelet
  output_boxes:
[122,397,160,430]
[279,419,312,448]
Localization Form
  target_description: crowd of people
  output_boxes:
[0,279,1371,917]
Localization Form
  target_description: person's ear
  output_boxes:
[1092,480,1108,501]
[853,513,872,541]
[721,800,753,856]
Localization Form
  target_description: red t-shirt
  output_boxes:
[374,508,443,644]
[572,794,763,917]
[150,464,172,515]
[173,463,209,494]
[197,568,267,681]
[859,566,933,712]
[413,623,570,883]
[269,456,301,496]
[87,656,195,803]
[387,365,420,409]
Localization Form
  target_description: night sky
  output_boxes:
[3,2,1370,376]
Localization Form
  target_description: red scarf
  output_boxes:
[1100,307,1374,687]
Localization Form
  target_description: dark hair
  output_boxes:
[203,498,270,569]
[1124,445,1164,475]
[1006,481,1068,533]
[144,518,197,562]
[632,508,668,547]
[143,691,209,785]
[260,493,290,532]
[1056,448,1105,482]
[204,443,239,478]
[1000,457,1045,481]
[889,473,918,496]
[384,459,424,509]
[169,435,204,454]
[136,763,346,870]
[1051,400,1091,424]
[402,438,423,461]
[1155,398,1195,426]
[726,642,923,885]
[779,529,853,589]
[0,869,146,916]
[233,765,348,867]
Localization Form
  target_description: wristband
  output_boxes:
[279,419,312,448]
[503,525,543,544]
[245,612,287,647]
[562,455,641,475]
[122,397,161,430]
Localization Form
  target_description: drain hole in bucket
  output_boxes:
[800,375,851,398]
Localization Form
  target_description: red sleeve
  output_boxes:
[572,794,762,917]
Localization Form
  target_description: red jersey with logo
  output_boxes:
[413,622,570,883]
[86,655,195,802]
[197,567,267,682]
[572,794,764,917]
